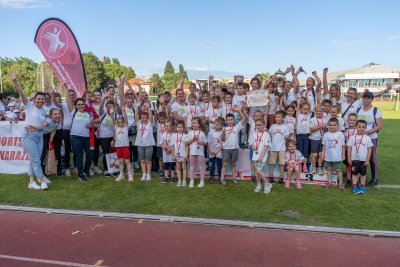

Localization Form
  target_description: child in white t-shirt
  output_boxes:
[344,113,357,186]
[207,117,224,183]
[156,112,167,177]
[113,106,133,182]
[134,100,155,181]
[284,140,305,189]
[347,120,373,194]
[296,102,312,173]
[185,117,208,188]
[284,105,296,141]
[220,108,247,186]
[221,92,234,120]
[160,120,176,183]
[330,105,345,131]
[205,95,222,130]
[321,117,345,190]
[171,121,188,187]
[268,110,290,184]
[186,94,201,129]
[248,110,264,182]
[309,105,328,175]
[249,118,272,193]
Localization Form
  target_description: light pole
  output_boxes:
[0,62,3,93]
[204,44,213,90]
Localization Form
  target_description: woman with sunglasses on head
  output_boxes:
[10,70,48,190]
[322,68,346,107]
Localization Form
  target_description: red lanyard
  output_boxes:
[289,152,296,162]
[226,104,232,115]
[166,132,173,146]
[140,123,148,138]
[317,118,323,136]
[355,134,364,154]
[176,133,183,152]
[189,105,196,117]
[347,128,356,141]
[160,124,165,134]
[254,131,265,151]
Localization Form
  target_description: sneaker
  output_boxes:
[171,177,177,183]
[159,170,164,177]
[189,181,194,188]
[177,181,182,187]
[40,182,48,190]
[28,181,41,190]
[133,162,140,169]
[162,177,169,183]
[43,176,52,184]
[345,180,352,188]
[84,172,91,179]
[359,186,366,194]
[353,186,359,194]
[146,173,152,181]
[88,168,94,176]
[209,177,215,184]
[339,183,345,192]
[115,174,125,181]
[317,167,324,176]
[278,177,284,184]
[72,167,78,175]
[254,184,262,192]
[140,174,146,181]
[104,171,112,177]
[264,183,272,193]
[284,180,290,188]
[367,180,378,187]
[312,168,317,174]
[78,175,88,182]
[296,181,302,189]
[92,166,103,174]
[323,167,327,174]
[128,174,134,182]
[302,165,308,173]
[232,178,239,184]
[220,179,227,186]
[65,169,71,177]
[182,180,187,187]
[198,181,205,188]
[269,177,274,184]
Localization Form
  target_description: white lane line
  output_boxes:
[0,254,109,267]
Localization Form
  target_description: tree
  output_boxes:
[162,61,179,90]
[6,57,38,96]
[104,63,136,81]
[112,58,120,65]
[149,73,164,94]
[260,72,270,83]
[82,52,107,91]
[103,56,111,64]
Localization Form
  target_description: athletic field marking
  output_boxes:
[0,254,109,267]
[138,219,143,223]
[94,259,104,266]
[377,185,400,189]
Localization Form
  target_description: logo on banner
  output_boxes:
[39,22,69,59]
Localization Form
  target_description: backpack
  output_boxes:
[357,107,379,133]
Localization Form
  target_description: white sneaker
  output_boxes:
[65,169,71,177]
[128,174,134,182]
[92,166,102,174]
[177,181,182,187]
[317,167,324,176]
[146,173,152,181]
[264,183,272,193]
[89,169,94,176]
[254,184,262,192]
[115,174,125,181]
[197,181,204,188]
[43,176,52,184]
[323,167,328,174]
[189,181,194,188]
[72,167,78,175]
[182,180,187,187]
[140,174,146,181]
[28,181,41,190]
[41,182,48,190]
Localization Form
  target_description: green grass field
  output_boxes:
[0,102,399,231]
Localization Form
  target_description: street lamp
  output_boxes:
[204,44,213,90]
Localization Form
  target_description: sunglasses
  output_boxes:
[125,93,134,96]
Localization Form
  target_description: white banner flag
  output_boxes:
[0,122,29,174]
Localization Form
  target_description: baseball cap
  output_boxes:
[362,91,374,99]
[7,102,16,108]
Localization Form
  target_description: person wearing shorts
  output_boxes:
[268,111,290,184]
[284,140,305,189]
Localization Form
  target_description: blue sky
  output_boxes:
[1,0,400,78]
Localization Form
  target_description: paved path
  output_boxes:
[0,211,399,267]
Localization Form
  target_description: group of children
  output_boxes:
[109,82,373,195]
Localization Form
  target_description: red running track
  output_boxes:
[0,210,399,267]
